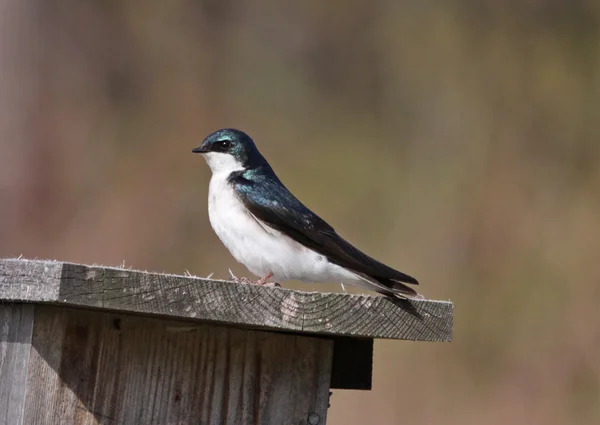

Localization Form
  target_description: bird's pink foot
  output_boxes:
[255,272,274,285]
[229,270,280,287]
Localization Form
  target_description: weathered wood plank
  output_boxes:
[0,303,35,425]
[0,260,63,302]
[0,259,453,341]
[23,306,333,425]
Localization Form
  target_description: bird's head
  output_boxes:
[192,128,266,174]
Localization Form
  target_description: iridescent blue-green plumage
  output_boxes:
[193,128,267,169]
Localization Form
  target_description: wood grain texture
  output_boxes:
[0,259,453,341]
[0,303,35,425]
[23,306,333,425]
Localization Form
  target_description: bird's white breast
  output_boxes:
[207,170,364,285]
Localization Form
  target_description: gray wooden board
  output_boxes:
[0,259,453,341]
[0,303,35,425]
[22,306,333,425]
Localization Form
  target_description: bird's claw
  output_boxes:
[228,269,247,282]
[228,269,280,287]
[235,276,256,284]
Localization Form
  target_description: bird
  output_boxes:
[192,128,421,299]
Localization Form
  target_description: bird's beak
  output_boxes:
[192,145,208,154]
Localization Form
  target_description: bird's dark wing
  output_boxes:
[230,171,419,294]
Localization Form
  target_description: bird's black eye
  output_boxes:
[217,140,231,151]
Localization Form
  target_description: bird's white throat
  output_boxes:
[201,152,244,175]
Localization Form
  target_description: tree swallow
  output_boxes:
[192,128,421,298]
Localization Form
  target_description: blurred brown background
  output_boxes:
[1,1,599,424]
